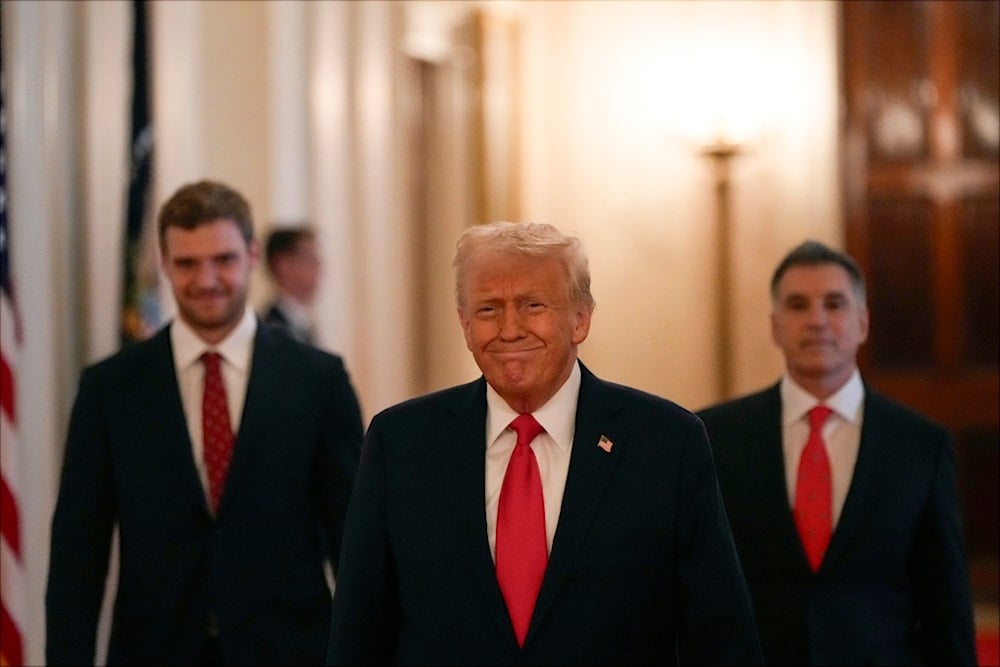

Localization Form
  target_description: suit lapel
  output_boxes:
[214,324,281,515]
[437,379,516,641]
[141,326,207,510]
[529,365,623,640]
[822,389,887,568]
[753,386,816,569]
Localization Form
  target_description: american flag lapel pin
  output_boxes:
[597,434,614,453]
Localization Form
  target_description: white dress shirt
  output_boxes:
[485,360,581,561]
[780,369,865,528]
[171,306,257,503]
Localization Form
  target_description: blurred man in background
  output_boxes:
[261,225,321,345]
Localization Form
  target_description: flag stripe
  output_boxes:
[1,603,24,667]
[0,480,19,559]
[1,17,25,665]
[0,355,13,423]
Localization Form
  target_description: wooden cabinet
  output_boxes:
[842,0,999,602]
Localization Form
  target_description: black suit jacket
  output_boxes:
[698,382,976,665]
[46,322,364,665]
[327,362,762,665]
[262,301,314,345]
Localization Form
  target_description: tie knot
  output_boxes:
[510,414,544,448]
[808,405,833,430]
[202,351,223,372]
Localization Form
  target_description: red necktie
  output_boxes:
[202,352,234,514]
[496,413,547,647]
[794,405,833,572]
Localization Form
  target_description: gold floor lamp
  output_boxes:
[701,138,743,401]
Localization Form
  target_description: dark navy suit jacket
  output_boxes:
[327,362,762,665]
[698,383,976,665]
[262,300,314,345]
[46,322,364,665]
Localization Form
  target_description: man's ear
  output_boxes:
[571,305,593,345]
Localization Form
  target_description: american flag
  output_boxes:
[121,0,159,344]
[0,50,26,667]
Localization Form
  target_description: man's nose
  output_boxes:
[498,307,524,340]
[805,303,828,325]
[193,262,219,286]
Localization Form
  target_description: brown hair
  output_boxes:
[157,179,254,250]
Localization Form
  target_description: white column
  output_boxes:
[354,0,416,418]
[150,0,205,323]
[309,0,358,368]
[268,0,310,223]
[81,0,129,363]
[3,1,80,663]
[308,1,418,422]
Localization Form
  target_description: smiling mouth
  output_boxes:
[492,348,540,358]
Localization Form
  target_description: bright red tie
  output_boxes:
[496,413,547,647]
[202,352,234,514]
[794,405,834,572]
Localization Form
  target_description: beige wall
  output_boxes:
[516,0,840,410]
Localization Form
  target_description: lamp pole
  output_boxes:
[702,139,742,401]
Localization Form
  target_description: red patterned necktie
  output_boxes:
[794,405,834,572]
[496,413,547,647]
[202,352,234,514]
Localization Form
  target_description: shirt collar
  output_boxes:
[170,306,257,372]
[780,368,864,426]
[486,359,581,452]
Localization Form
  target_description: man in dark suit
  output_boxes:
[698,240,976,665]
[46,180,365,665]
[327,221,762,665]
[261,225,320,345]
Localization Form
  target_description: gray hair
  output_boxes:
[770,240,867,307]
[453,221,596,311]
